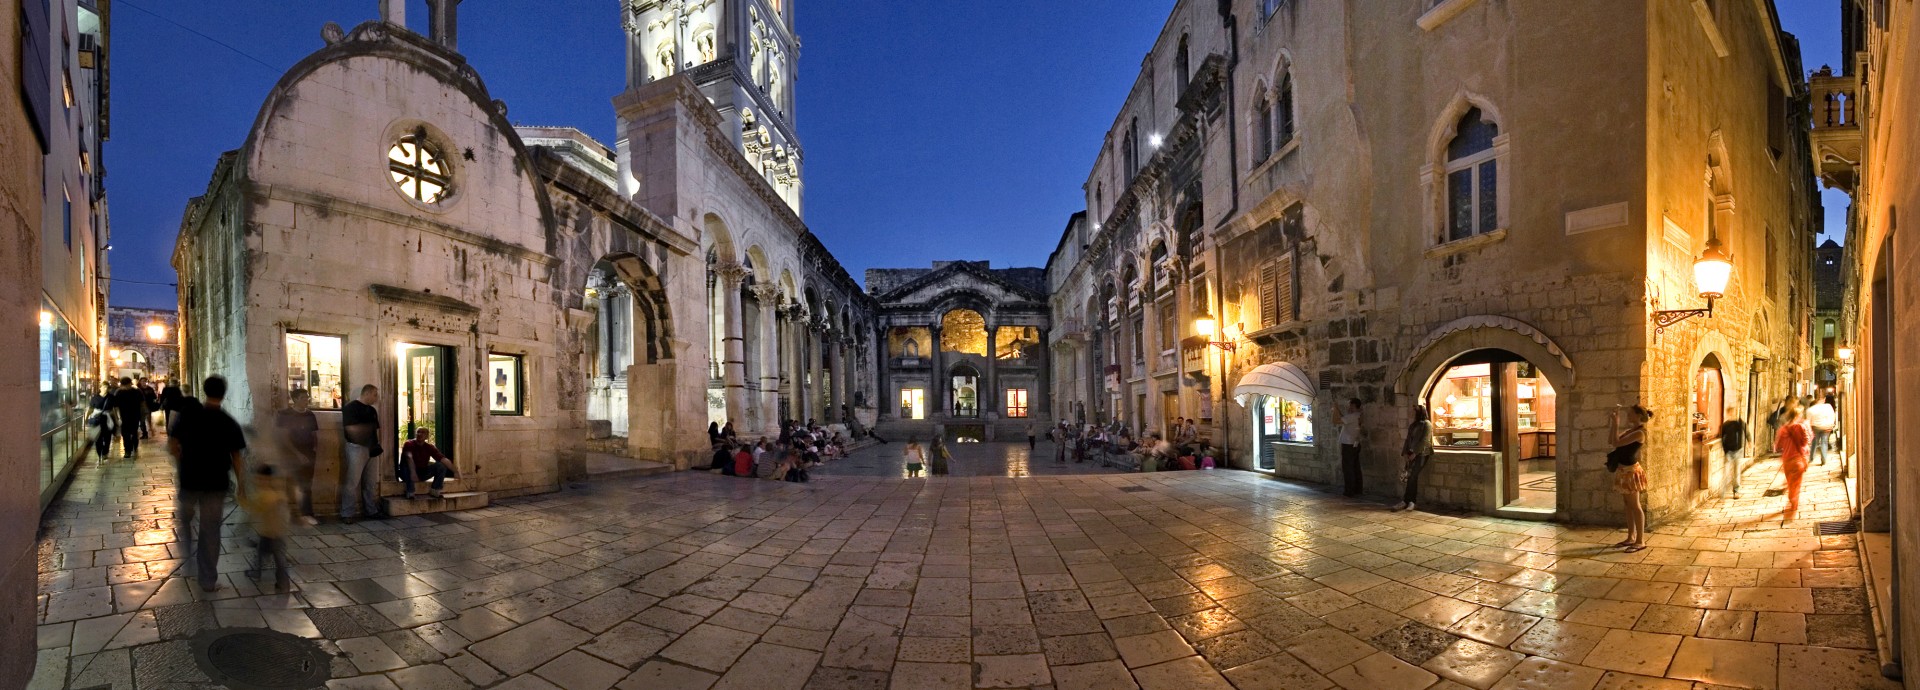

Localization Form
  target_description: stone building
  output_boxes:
[869,261,1050,439]
[1809,238,1845,391]
[1047,0,1820,523]
[172,0,872,516]
[105,305,177,382]
[1820,0,1917,680]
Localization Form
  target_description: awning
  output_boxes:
[1233,362,1316,407]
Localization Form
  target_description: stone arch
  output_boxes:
[1426,91,1507,162]
[1396,315,1575,398]
[595,252,674,364]
[702,211,737,263]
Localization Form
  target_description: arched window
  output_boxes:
[1175,35,1190,94]
[1275,72,1295,144]
[1253,93,1274,162]
[1444,107,1500,241]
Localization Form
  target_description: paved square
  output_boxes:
[30,439,1897,689]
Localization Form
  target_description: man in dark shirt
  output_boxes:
[137,379,158,438]
[110,378,146,458]
[168,375,247,591]
[1720,407,1749,498]
[398,427,452,499]
[277,388,320,522]
[340,385,382,522]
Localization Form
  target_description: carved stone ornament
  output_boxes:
[321,22,346,45]
[712,261,751,285]
[748,284,782,302]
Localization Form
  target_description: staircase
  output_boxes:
[379,475,488,517]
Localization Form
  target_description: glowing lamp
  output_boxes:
[146,322,166,342]
[1194,314,1217,339]
[1692,237,1733,300]
[1838,346,1855,362]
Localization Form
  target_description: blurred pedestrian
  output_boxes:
[168,376,247,591]
[276,389,320,523]
[242,464,292,592]
[137,378,158,439]
[111,377,145,458]
[1775,407,1811,522]
[904,437,925,477]
[930,438,952,476]
[1337,398,1364,497]
[1806,395,1838,466]
[1719,406,1748,498]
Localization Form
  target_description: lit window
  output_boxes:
[1444,107,1501,242]
[1259,396,1313,443]
[387,132,452,204]
[286,333,345,410]
[1429,362,1492,448]
[1006,389,1029,418]
[489,353,525,415]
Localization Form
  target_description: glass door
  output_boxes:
[900,388,926,420]
[396,344,455,456]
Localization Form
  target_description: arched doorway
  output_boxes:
[1693,354,1726,496]
[950,364,980,418]
[1423,349,1561,511]
[587,255,675,451]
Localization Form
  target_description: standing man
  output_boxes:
[168,376,247,591]
[1806,394,1838,467]
[111,377,146,458]
[1336,398,1364,496]
[1026,421,1037,450]
[340,385,383,523]
[277,389,320,524]
[1719,406,1749,498]
[137,378,158,439]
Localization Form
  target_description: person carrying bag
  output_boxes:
[1393,406,1434,512]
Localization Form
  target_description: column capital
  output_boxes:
[712,261,751,287]
[748,283,782,302]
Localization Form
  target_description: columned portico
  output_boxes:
[751,284,782,436]
[714,262,751,428]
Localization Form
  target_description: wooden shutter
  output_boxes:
[1259,262,1279,328]
[1275,251,1296,323]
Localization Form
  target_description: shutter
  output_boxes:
[1259,262,1278,328]
[1275,252,1296,323]
[21,0,52,151]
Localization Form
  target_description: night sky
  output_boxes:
[104,0,1848,310]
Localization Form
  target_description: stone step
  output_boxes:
[383,491,488,517]
[376,476,470,496]
[583,451,674,480]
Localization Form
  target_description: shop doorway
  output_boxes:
[396,343,455,457]
[1252,395,1313,471]
[900,388,926,420]
[1427,350,1558,511]
[1162,391,1179,437]
[950,365,979,418]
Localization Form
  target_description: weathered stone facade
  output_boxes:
[1047,0,1819,524]
[172,5,873,515]
[870,261,1050,439]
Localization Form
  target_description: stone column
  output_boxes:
[1038,326,1052,422]
[985,324,999,418]
[930,325,945,417]
[876,325,891,419]
[827,335,845,425]
[807,322,826,422]
[715,262,751,429]
[838,338,855,426]
[751,284,782,437]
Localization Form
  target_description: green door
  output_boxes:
[397,345,455,454]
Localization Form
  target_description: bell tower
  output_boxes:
[622,0,802,213]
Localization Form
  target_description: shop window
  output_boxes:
[1429,362,1493,448]
[489,353,525,415]
[1006,389,1029,418]
[1258,396,1313,443]
[285,333,344,410]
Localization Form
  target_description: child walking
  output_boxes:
[243,465,293,592]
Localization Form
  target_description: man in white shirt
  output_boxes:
[1806,395,1838,466]
[1337,398,1364,496]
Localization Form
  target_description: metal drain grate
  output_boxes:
[193,628,331,690]
[1118,486,1152,493]
[1816,520,1861,536]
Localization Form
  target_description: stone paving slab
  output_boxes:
[26,439,1898,689]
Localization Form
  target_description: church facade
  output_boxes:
[172,0,872,514]
[869,261,1051,439]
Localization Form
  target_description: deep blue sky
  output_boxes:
[105,1,1846,310]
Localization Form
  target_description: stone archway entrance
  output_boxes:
[950,364,980,418]
[586,254,677,459]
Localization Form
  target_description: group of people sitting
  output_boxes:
[706,418,849,483]
[1047,419,1215,472]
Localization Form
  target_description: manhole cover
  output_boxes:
[192,628,331,689]
[1817,520,1860,535]
[1118,486,1152,493]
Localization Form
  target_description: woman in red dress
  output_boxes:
[1774,408,1811,521]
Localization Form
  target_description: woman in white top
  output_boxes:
[904,437,926,477]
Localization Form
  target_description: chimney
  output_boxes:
[428,0,460,50]
[379,0,405,26]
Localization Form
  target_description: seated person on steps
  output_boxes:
[399,427,452,499]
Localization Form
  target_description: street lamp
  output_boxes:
[146,322,166,342]
[1653,237,1734,334]
[1837,345,1855,363]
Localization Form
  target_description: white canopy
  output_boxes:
[1233,362,1316,407]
